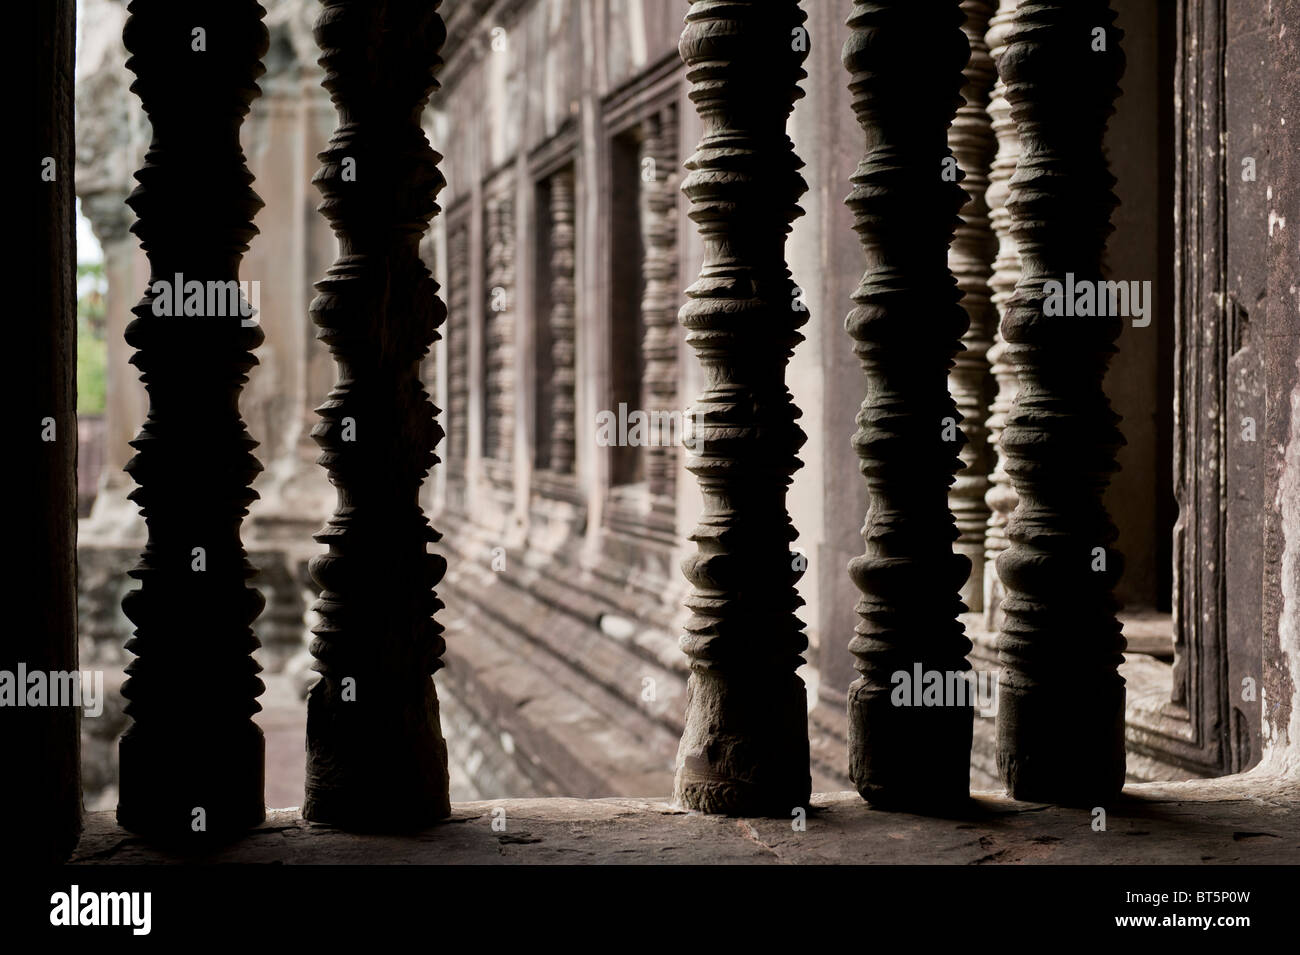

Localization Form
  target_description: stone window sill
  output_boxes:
[70,777,1299,865]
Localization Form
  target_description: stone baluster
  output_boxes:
[641,108,680,508]
[447,224,470,480]
[673,0,811,816]
[982,0,1021,627]
[949,0,998,614]
[303,0,451,829]
[117,0,269,838]
[548,169,577,475]
[483,198,516,478]
[844,1,973,810]
[995,0,1127,804]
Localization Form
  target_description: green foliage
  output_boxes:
[77,262,107,415]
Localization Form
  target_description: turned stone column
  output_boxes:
[446,223,471,488]
[982,0,1021,627]
[640,108,680,510]
[949,0,997,614]
[117,0,269,838]
[483,197,516,481]
[995,0,1127,805]
[303,0,451,830]
[844,1,973,810]
[547,170,577,476]
[673,0,811,816]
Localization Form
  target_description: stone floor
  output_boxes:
[69,774,1299,864]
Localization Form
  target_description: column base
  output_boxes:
[303,679,452,832]
[672,670,811,817]
[996,678,1127,807]
[848,680,974,812]
[117,721,265,841]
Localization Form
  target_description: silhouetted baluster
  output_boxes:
[949,0,997,614]
[673,0,811,816]
[303,0,451,830]
[996,0,1127,804]
[117,0,269,838]
[641,108,680,507]
[982,0,1021,627]
[548,170,577,475]
[844,0,973,810]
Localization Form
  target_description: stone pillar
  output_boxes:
[446,223,471,499]
[303,0,451,830]
[116,0,269,838]
[547,170,577,476]
[949,0,998,614]
[672,0,811,816]
[843,1,973,810]
[19,0,81,862]
[995,0,1127,805]
[640,107,680,512]
[982,0,1021,628]
[483,196,516,491]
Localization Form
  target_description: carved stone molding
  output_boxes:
[1123,0,1252,778]
[116,0,269,838]
[483,194,516,484]
[640,107,680,510]
[995,0,1127,805]
[982,0,1022,628]
[303,0,451,830]
[547,168,577,476]
[672,0,812,816]
[843,0,973,810]
[950,0,998,615]
[446,220,471,487]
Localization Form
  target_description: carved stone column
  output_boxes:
[303,0,451,830]
[116,0,269,838]
[640,108,680,510]
[673,0,811,816]
[547,170,577,476]
[995,0,1127,804]
[982,0,1021,627]
[949,0,997,614]
[843,1,973,810]
[483,196,516,484]
[446,223,471,489]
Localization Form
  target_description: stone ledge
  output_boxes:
[69,775,1300,865]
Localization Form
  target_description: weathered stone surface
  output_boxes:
[69,777,1300,864]
[672,0,813,818]
[842,0,974,811]
[994,0,1128,805]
